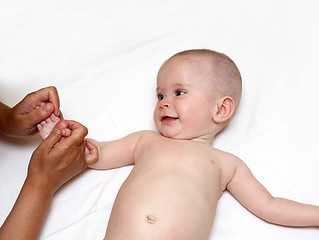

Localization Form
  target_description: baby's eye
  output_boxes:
[175,90,186,96]
[157,94,164,101]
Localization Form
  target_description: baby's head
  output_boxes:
[154,49,242,143]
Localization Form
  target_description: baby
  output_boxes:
[38,49,319,240]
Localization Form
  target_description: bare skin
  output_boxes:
[37,113,61,139]
[38,50,319,239]
[0,86,60,137]
[94,51,319,239]
[88,129,319,240]
[0,120,98,240]
[0,87,98,240]
[37,113,71,140]
[95,131,239,240]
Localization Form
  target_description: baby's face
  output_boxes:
[154,58,219,140]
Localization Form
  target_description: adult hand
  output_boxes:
[28,119,99,195]
[0,86,60,137]
[0,119,98,240]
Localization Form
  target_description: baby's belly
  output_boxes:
[105,169,219,240]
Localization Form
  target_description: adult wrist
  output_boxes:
[0,102,11,135]
[24,175,55,200]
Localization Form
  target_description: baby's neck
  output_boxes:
[191,134,215,145]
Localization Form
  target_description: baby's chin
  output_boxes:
[158,130,192,140]
[158,130,213,144]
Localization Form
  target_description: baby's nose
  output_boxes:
[159,99,170,109]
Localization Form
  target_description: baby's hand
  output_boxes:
[37,114,61,140]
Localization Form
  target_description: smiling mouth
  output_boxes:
[161,116,179,123]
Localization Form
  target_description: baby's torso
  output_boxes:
[105,131,237,240]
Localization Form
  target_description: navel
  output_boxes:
[146,215,157,224]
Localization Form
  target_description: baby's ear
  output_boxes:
[212,97,235,123]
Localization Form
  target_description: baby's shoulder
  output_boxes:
[136,130,161,139]
[210,147,244,168]
[210,148,245,185]
[130,130,162,145]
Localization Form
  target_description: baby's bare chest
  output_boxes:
[134,139,224,190]
[106,136,237,239]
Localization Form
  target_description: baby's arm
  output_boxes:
[87,131,144,170]
[227,159,319,227]
[38,114,144,170]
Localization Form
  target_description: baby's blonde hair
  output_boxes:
[168,49,242,111]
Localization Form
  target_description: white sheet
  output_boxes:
[1,1,319,239]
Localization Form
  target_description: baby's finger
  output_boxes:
[85,140,99,166]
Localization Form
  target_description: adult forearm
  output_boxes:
[261,197,319,227]
[0,179,53,240]
[0,102,10,135]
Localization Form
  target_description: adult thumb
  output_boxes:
[40,120,67,151]
[28,102,54,125]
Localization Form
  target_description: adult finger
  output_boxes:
[46,87,60,116]
[24,86,60,116]
[26,102,54,127]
